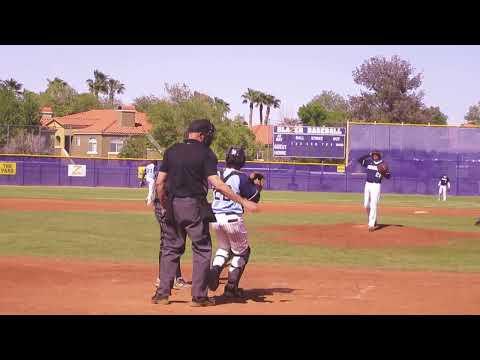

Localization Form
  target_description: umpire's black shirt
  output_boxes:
[159,139,218,198]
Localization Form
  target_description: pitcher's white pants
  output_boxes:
[364,182,381,228]
[146,178,155,205]
[438,185,447,201]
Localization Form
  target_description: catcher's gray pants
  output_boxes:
[154,202,182,280]
[158,197,212,298]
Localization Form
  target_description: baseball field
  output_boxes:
[1,185,480,314]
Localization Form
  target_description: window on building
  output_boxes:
[88,138,97,154]
[73,136,80,146]
[109,139,124,153]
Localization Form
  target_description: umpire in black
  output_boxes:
[151,119,257,307]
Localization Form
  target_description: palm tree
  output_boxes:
[254,91,268,125]
[46,77,74,103]
[106,79,126,106]
[2,78,23,94]
[214,97,230,119]
[241,88,258,127]
[86,70,108,99]
[264,94,281,125]
[47,77,69,89]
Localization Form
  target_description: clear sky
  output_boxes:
[1,45,479,125]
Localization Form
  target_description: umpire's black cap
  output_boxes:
[186,119,216,146]
[187,119,215,134]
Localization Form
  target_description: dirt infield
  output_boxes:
[1,198,479,218]
[262,223,479,248]
[1,256,480,314]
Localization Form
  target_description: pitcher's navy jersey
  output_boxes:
[439,176,450,186]
[361,158,386,184]
[212,168,259,215]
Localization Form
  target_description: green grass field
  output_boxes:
[1,186,479,272]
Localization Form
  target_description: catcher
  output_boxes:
[358,150,391,232]
[208,146,264,299]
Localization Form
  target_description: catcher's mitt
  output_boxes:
[250,172,265,187]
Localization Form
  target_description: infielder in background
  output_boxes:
[438,175,451,201]
[208,147,264,299]
[144,160,157,206]
[358,150,391,232]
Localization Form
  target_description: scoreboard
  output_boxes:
[272,126,346,159]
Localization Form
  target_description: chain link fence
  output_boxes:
[1,125,57,155]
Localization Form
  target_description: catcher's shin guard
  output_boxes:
[225,247,251,294]
[209,248,231,291]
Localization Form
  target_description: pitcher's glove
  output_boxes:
[377,163,391,179]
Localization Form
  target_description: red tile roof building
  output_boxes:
[41,106,152,158]
[251,125,273,145]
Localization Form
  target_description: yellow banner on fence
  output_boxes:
[0,162,16,175]
[336,165,345,173]
[138,166,146,179]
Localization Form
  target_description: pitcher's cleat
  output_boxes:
[368,227,375,232]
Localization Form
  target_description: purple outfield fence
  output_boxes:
[347,123,480,196]
[1,123,479,195]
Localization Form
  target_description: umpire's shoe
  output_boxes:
[190,297,216,307]
[208,265,222,291]
[151,291,170,305]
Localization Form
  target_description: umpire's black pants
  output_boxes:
[154,201,182,280]
[158,197,212,298]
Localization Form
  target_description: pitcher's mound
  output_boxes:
[262,223,478,248]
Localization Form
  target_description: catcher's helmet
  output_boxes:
[186,119,216,146]
[226,146,246,169]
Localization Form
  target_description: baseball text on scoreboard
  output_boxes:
[273,126,346,158]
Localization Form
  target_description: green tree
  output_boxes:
[213,97,230,120]
[254,91,267,125]
[464,102,480,125]
[241,88,257,127]
[1,78,23,94]
[0,87,42,150]
[279,117,302,126]
[72,93,102,113]
[165,82,192,103]
[38,78,78,117]
[422,106,448,125]
[148,92,258,159]
[86,70,108,99]
[312,90,349,113]
[349,55,431,123]
[134,95,161,113]
[118,136,147,158]
[297,101,328,126]
[20,90,41,126]
[106,78,125,106]
[264,94,281,125]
